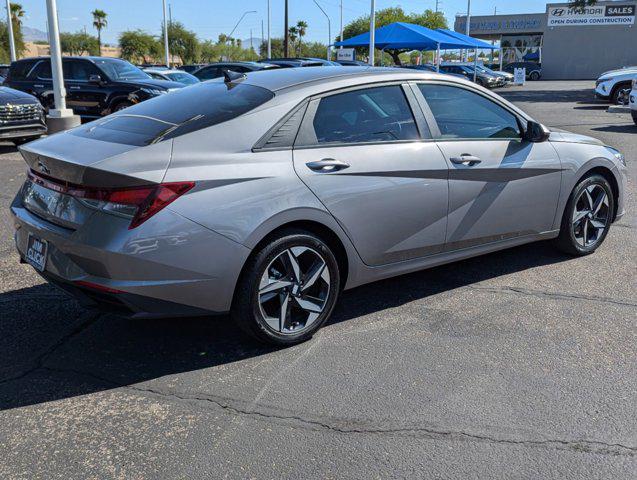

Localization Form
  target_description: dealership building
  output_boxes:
[454,1,637,79]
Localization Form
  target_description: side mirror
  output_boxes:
[88,74,103,85]
[525,120,550,143]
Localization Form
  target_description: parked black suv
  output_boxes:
[0,86,46,145]
[503,62,542,80]
[5,57,184,119]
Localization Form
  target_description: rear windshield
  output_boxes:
[69,81,274,146]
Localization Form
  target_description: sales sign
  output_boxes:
[547,3,635,27]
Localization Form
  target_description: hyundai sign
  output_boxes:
[547,3,635,27]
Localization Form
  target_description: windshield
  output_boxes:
[93,58,151,81]
[69,81,274,146]
[166,72,199,85]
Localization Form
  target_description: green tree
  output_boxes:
[1,3,26,60]
[162,21,200,65]
[92,9,108,55]
[60,31,99,56]
[119,29,160,64]
[341,7,448,65]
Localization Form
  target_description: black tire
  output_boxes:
[11,136,40,146]
[231,228,340,346]
[611,83,631,105]
[632,111,637,127]
[555,174,614,256]
[112,101,133,113]
[529,70,540,81]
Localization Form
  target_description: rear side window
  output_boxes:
[308,85,419,145]
[418,84,521,140]
[69,81,274,146]
[8,60,37,81]
[196,67,222,80]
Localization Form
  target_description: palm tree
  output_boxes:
[92,9,108,56]
[296,20,307,55]
[10,3,25,25]
[288,26,298,54]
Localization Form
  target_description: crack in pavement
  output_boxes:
[30,365,637,458]
[467,285,637,308]
[0,311,102,385]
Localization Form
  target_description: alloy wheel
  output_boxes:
[258,246,331,335]
[571,184,610,248]
[616,87,630,105]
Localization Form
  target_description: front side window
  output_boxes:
[309,85,420,145]
[418,84,521,140]
[63,61,101,81]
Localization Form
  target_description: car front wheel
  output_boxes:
[529,71,540,81]
[555,174,614,256]
[232,229,340,345]
[611,83,631,105]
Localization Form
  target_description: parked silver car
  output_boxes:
[11,67,627,345]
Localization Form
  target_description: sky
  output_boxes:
[15,0,552,45]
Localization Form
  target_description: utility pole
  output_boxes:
[369,0,375,65]
[45,0,80,132]
[5,0,16,62]
[261,19,264,56]
[169,3,172,24]
[435,0,441,14]
[339,0,343,48]
[284,0,289,57]
[250,28,253,51]
[313,0,331,61]
[162,0,170,67]
[267,0,271,58]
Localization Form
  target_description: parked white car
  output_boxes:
[630,77,637,125]
[595,66,637,104]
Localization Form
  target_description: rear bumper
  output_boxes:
[11,196,251,315]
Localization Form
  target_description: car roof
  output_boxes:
[241,66,466,92]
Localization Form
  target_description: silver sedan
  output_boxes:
[11,67,627,345]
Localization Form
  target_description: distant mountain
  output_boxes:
[241,37,262,51]
[23,26,48,42]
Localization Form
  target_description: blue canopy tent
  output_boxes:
[334,22,473,51]
[335,22,497,79]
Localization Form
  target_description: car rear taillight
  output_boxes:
[28,170,194,229]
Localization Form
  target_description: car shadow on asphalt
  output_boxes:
[500,88,595,103]
[0,144,18,154]
[591,124,636,133]
[0,240,574,411]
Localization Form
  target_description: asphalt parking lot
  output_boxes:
[1,80,635,479]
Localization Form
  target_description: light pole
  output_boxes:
[369,0,375,65]
[464,0,471,61]
[45,0,80,132]
[267,0,271,58]
[162,0,170,67]
[5,0,15,62]
[228,10,256,60]
[339,0,343,49]
[284,0,289,57]
[313,0,331,61]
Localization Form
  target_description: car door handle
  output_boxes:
[34,84,44,88]
[306,159,350,172]
[450,154,482,166]
[69,86,81,90]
